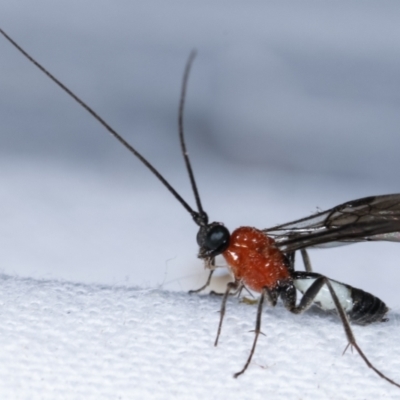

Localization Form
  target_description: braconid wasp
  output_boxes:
[1,28,400,388]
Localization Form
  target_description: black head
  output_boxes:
[197,222,230,259]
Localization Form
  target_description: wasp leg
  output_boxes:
[323,278,400,389]
[189,257,218,294]
[286,249,313,273]
[188,269,215,294]
[285,251,295,272]
[211,284,251,298]
[283,274,400,389]
[214,280,242,346]
[300,249,313,272]
[234,287,278,378]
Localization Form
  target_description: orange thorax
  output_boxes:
[222,226,290,292]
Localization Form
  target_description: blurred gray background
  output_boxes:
[1,1,400,305]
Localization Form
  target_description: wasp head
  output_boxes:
[196,222,230,259]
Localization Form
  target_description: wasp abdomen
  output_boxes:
[294,273,388,325]
[349,287,389,325]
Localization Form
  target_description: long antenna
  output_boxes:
[0,28,205,225]
[178,50,207,226]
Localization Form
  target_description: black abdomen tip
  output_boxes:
[349,287,389,325]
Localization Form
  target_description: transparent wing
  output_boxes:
[264,194,400,252]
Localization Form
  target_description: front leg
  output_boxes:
[189,257,216,294]
[188,269,215,294]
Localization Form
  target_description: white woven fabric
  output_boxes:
[0,274,399,400]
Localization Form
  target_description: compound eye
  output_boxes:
[197,223,230,258]
[206,225,229,251]
[203,224,231,257]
